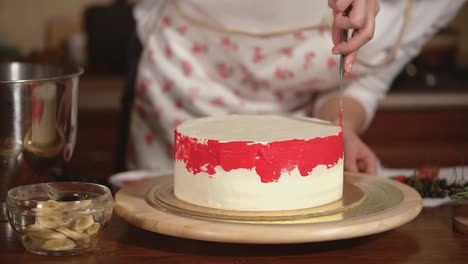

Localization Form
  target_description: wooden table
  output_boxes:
[1,205,467,263]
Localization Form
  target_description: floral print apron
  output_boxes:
[128,1,370,172]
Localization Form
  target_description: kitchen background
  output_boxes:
[0,0,467,180]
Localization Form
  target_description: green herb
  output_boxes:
[450,188,468,201]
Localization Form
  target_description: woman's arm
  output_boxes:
[317,95,378,175]
[316,95,366,133]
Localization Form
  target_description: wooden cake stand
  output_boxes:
[114,172,422,244]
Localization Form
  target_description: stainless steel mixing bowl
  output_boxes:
[0,62,83,221]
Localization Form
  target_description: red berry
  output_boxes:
[393,175,408,184]
[417,165,440,180]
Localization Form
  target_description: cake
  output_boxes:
[174,115,344,211]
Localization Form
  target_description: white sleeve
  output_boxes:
[313,0,466,132]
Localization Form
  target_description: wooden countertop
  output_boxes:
[1,206,467,263]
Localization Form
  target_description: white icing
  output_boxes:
[174,115,344,211]
[175,159,343,211]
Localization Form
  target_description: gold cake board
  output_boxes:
[145,177,365,223]
[114,173,423,244]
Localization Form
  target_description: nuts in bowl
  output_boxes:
[6,182,113,256]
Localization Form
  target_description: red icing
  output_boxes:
[174,130,343,183]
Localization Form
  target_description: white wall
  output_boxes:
[0,0,113,55]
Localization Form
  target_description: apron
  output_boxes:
[127,0,410,172]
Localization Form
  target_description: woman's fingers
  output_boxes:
[332,13,343,45]
[345,155,359,173]
[328,0,354,11]
[342,125,379,174]
[333,2,377,54]
[331,0,379,59]
[359,151,378,175]
[333,0,367,30]
[344,51,357,73]
[346,150,378,175]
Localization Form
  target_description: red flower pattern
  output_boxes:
[253,47,264,63]
[240,65,252,82]
[145,133,154,145]
[191,42,208,55]
[221,37,238,50]
[174,100,183,109]
[163,78,173,92]
[303,52,316,69]
[137,79,152,94]
[217,63,233,79]
[275,91,284,102]
[327,57,338,68]
[281,47,294,57]
[275,67,294,80]
[177,25,188,35]
[182,60,193,76]
[161,16,171,29]
[164,45,173,59]
[211,97,225,107]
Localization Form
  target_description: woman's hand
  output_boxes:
[342,125,378,175]
[328,0,380,73]
[316,94,378,174]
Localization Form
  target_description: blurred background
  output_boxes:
[0,0,467,181]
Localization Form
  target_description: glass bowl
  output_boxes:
[6,182,113,256]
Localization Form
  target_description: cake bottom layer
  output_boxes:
[174,159,343,211]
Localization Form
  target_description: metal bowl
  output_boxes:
[0,62,83,221]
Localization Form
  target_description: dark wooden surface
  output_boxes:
[362,109,468,168]
[1,206,467,263]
